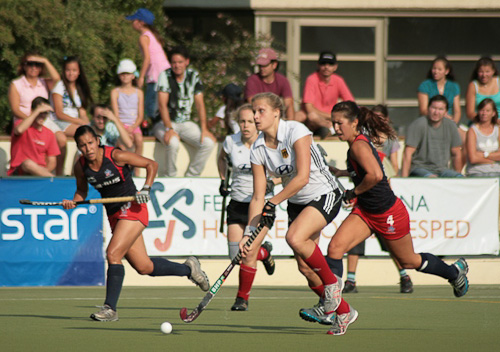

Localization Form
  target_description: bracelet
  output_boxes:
[165,127,172,132]
[484,151,490,158]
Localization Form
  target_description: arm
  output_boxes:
[465,82,477,121]
[349,141,384,196]
[62,162,89,209]
[328,165,350,177]
[137,34,151,89]
[52,93,87,125]
[194,93,216,142]
[217,148,228,179]
[284,97,295,120]
[103,108,133,149]
[8,82,29,120]
[45,155,57,173]
[401,145,416,177]
[389,151,399,175]
[132,88,145,130]
[304,103,330,120]
[112,148,158,186]
[485,130,500,162]
[247,163,268,228]
[417,92,429,116]
[34,56,60,90]
[452,94,461,124]
[157,90,177,144]
[13,104,53,135]
[450,146,463,172]
[110,88,120,118]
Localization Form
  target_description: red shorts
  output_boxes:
[351,197,410,240]
[108,202,149,231]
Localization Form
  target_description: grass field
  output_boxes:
[1,285,499,352]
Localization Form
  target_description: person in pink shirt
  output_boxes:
[126,8,171,122]
[8,97,60,176]
[296,52,354,139]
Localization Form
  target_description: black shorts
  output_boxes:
[347,234,389,256]
[287,189,342,226]
[226,200,249,226]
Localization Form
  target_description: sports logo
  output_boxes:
[281,148,289,158]
[238,164,252,174]
[276,164,294,175]
[104,169,113,178]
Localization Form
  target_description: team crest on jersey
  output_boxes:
[281,148,289,158]
[104,169,114,178]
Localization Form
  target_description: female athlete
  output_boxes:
[63,125,209,321]
[320,101,469,335]
[240,92,352,335]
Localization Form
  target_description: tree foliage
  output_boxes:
[0,1,267,137]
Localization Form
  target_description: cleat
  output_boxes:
[260,241,276,275]
[342,280,358,293]
[299,301,334,325]
[231,297,248,311]
[400,275,414,294]
[323,276,344,314]
[185,256,210,291]
[449,258,469,297]
[90,305,118,322]
[327,305,358,335]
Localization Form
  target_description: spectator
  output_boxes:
[153,46,216,177]
[111,59,144,176]
[208,83,244,136]
[465,98,500,177]
[8,97,59,176]
[465,57,500,121]
[90,104,133,149]
[49,56,92,175]
[417,56,461,124]
[244,48,295,120]
[126,8,170,122]
[296,51,354,139]
[401,95,463,177]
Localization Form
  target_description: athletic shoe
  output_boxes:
[231,297,248,311]
[90,305,118,322]
[260,241,276,275]
[327,305,358,336]
[400,275,414,293]
[323,276,344,314]
[449,258,469,297]
[342,280,358,293]
[184,256,210,291]
[299,301,334,325]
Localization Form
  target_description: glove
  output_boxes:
[342,189,357,208]
[265,179,275,195]
[260,201,276,230]
[219,179,230,197]
[136,185,151,204]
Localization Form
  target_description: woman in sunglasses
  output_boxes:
[8,52,60,123]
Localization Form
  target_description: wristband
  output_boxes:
[243,225,257,237]
[484,151,490,158]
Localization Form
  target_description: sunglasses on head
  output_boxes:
[25,61,43,68]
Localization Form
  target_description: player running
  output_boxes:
[63,125,209,321]
[217,103,276,311]
[239,92,354,335]
[309,101,468,335]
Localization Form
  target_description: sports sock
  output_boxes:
[304,245,337,285]
[237,264,257,301]
[335,298,351,315]
[325,256,343,278]
[309,284,324,298]
[417,253,458,280]
[399,269,408,277]
[104,264,125,311]
[346,272,356,282]
[148,257,190,277]
[228,242,239,261]
[257,246,269,261]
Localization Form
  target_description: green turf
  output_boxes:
[1,285,499,352]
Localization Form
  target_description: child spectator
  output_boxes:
[126,8,170,122]
[111,59,144,176]
[8,97,60,176]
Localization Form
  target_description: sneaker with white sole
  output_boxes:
[323,276,344,314]
[299,301,334,325]
[90,304,118,322]
[449,258,469,297]
[327,305,358,336]
[184,256,210,291]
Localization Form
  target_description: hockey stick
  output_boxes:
[219,157,232,233]
[19,196,136,206]
[180,223,265,323]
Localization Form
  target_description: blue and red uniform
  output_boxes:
[347,134,409,240]
[79,146,148,229]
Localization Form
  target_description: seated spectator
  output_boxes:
[295,51,354,139]
[153,46,216,177]
[465,57,500,121]
[372,105,400,178]
[244,48,294,120]
[401,95,463,177]
[90,104,133,148]
[8,97,60,176]
[465,98,500,177]
[208,83,244,137]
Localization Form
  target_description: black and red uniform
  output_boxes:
[347,134,409,240]
[79,146,148,229]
